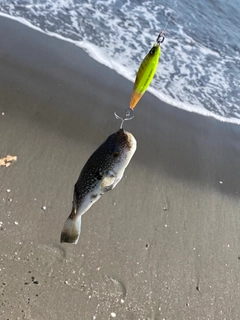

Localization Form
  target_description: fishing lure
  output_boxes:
[130,31,165,110]
[114,31,165,127]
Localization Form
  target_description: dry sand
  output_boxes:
[1,16,240,320]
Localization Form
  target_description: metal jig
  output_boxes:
[114,30,165,123]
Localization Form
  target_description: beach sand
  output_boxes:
[1,16,240,320]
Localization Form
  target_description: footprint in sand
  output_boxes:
[30,243,67,276]
[102,274,127,299]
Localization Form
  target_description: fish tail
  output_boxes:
[60,210,82,244]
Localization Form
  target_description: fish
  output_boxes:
[130,41,161,110]
[60,128,137,244]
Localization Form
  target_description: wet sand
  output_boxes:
[1,16,240,320]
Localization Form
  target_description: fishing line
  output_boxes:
[155,0,177,45]
[162,0,177,34]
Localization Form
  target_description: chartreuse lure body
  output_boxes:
[130,32,165,110]
[130,44,161,109]
[114,32,165,128]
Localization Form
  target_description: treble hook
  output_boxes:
[156,30,165,44]
[114,108,134,129]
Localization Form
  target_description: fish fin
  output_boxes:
[101,170,116,192]
[60,212,82,244]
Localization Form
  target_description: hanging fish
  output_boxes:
[61,128,137,244]
[130,31,165,110]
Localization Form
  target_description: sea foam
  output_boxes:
[0,0,239,125]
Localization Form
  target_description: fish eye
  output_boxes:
[112,151,120,158]
[149,47,156,55]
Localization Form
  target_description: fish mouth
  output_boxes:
[115,129,134,151]
[113,129,137,163]
[124,131,137,152]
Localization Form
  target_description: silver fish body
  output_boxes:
[60,129,137,244]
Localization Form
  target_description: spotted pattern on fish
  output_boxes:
[74,129,131,208]
[60,128,136,244]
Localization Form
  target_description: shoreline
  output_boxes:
[1,15,240,320]
[1,11,239,126]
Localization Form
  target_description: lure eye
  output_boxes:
[149,47,156,55]
[112,151,120,158]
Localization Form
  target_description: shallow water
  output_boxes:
[0,0,239,123]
